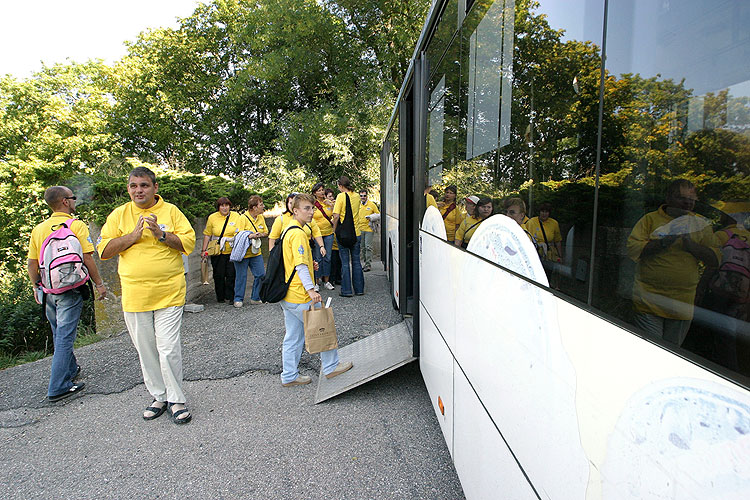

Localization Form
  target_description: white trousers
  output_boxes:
[123,306,186,403]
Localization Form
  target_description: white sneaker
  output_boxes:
[324,282,335,290]
[314,284,320,292]
[233,301,243,308]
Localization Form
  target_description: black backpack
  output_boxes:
[335,193,357,249]
[258,225,304,303]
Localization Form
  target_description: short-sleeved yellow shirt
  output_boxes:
[97,196,196,312]
[440,203,464,242]
[358,200,380,233]
[282,221,314,304]
[333,192,361,237]
[312,200,334,236]
[237,213,267,258]
[28,212,95,261]
[455,216,483,245]
[203,211,242,254]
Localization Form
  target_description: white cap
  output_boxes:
[465,195,479,204]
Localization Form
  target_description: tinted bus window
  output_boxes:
[592,0,750,381]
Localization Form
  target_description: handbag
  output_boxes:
[334,193,357,249]
[206,215,231,256]
[303,303,338,354]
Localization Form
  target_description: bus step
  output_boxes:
[315,321,416,404]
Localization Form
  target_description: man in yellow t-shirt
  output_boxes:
[358,189,380,272]
[280,193,352,386]
[97,166,196,424]
[331,176,363,297]
[27,186,107,401]
[627,179,718,346]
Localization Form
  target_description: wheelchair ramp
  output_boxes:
[315,321,416,404]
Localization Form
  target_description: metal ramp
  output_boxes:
[315,321,416,404]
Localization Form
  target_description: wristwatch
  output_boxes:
[159,231,168,242]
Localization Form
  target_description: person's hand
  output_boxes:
[313,261,320,271]
[319,247,327,258]
[131,216,145,242]
[144,214,163,239]
[308,290,322,304]
[94,283,107,300]
[659,234,679,249]
[202,250,208,258]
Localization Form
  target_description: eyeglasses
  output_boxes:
[65,196,77,200]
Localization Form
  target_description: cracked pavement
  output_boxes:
[0,262,465,499]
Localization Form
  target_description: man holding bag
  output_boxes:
[280,193,352,387]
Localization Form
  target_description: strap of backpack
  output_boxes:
[345,193,353,220]
[244,213,258,232]
[314,200,333,224]
[280,225,305,285]
[442,203,456,220]
[538,217,549,246]
[217,215,230,240]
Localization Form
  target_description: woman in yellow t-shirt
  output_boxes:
[331,175,363,297]
[268,193,325,255]
[279,193,352,387]
[232,195,268,307]
[439,185,464,242]
[455,197,493,248]
[201,197,241,303]
[312,182,336,290]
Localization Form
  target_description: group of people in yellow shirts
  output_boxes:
[201,177,381,306]
[426,185,563,263]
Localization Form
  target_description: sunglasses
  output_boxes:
[65,196,77,200]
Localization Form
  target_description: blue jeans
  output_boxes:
[314,234,334,279]
[339,235,365,295]
[45,290,84,397]
[280,301,339,383]
[234,255,265,302]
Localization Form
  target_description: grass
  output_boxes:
[0,327,103,371]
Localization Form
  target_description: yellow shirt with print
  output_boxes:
[97,196,196,313]
[283,221,315,304]
[312,201,334,236]
[204,211,242,254]
[28,212,95,261]
[237,213,267,258]
[627,206,718,320]
[439,203,464,242]
[358,200,380,233]
[269,213,321,240]
[455,216,483,245]
[333,192,362,237]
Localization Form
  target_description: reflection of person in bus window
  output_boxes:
[439,185,463,242]
[626,179,718,346]
[525,202,562,262]
[464,195,479,220]
[504,197,541,255]
[424,183,438,210]
[455,197,492,248]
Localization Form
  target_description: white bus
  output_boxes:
[380,1,750,498]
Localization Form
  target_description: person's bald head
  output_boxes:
[44,186,74,211]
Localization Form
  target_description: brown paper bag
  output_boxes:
[304,304,338,354]
[201,258,210,285]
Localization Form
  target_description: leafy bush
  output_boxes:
[0,264,50,356]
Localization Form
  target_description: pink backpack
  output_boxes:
[710,229,750,303]
[39,218,90,294]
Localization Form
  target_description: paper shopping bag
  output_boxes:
[201,258,210,285]
[304,303,338,354]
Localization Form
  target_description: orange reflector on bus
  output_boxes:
[438,396,444,415]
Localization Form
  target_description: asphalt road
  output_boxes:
[0,262,465,500]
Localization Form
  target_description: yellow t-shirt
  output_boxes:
[439,203,464,242]
[627,206,718,320]
[97,196,196,312]
[455,216,483,245]
[203,211,242,254]
[333,192,362,237]
[283,221,314,304]
[269,213,321,240]
[238,213,267,258]
[28,212,95,261]
[426,193,438,210]
[525,216,562,260]
[312,200,334,236]
[358,200,380,233]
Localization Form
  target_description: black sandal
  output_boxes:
[167,402,192,425]
[142,400,167,421]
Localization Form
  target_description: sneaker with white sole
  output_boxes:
[324,282,335,290]
[234,301,243,308]
[248,299,262,305]
[325,361,353,379]
[314,284,320,292]
[282,375,312,387]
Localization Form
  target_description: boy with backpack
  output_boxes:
[27,186,107,402]
[275,193,352,386]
